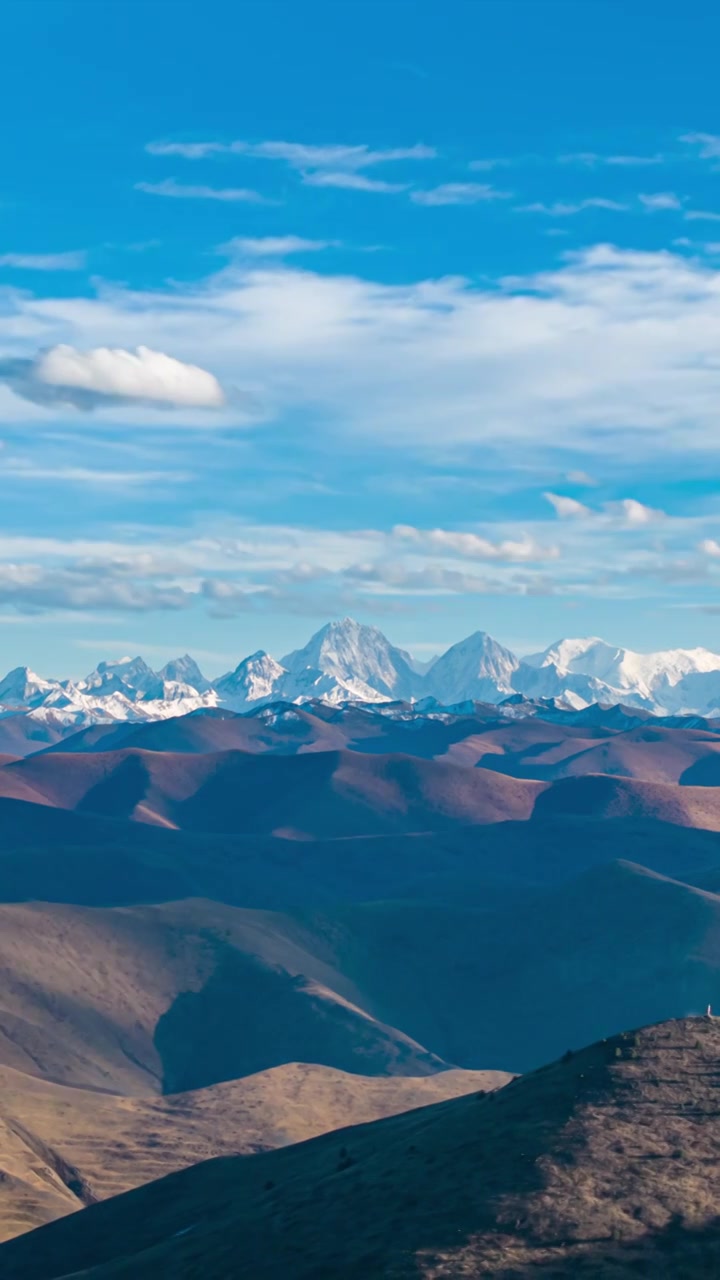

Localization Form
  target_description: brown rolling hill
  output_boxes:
[3,789,719,915]
[530,772,720,829]
[4,1017,720,1278]
[544,725,720,785]
[32,704,515,761]
[477,722,720,784]
[4,745,720,843]
[0,1061,507,1243]
[0,748,543,835]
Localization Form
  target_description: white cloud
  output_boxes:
[301,171,408,193]
[559,152,664,167]
[468,158,512,171]
[517,198,629,215]
[219,236,336,257]
[545,493,665,525]
[565,470,597,487]
[684,209,720,222]
[146,141,227,159]
[607,498,665,525]
[344,561,526,596]
[9,242,720,458]
[0,563,191,613]
[0,251,86,271]
[0,461,189,486]
[146,139,436,170]
[391,525,558,561]
[639,192,683,211]
[410,183,510,206]
[136,179,269,203]
[681,132,720,160]
[36,345,225,408]
[700,538,720,557]
[544,493,592,519]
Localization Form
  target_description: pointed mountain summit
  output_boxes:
[159,654,211,693]
[425,630,520,704]
[0,666,59,709]
[281,617,420,701]
[214,651,287,708]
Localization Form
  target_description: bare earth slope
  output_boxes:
[4,1018,720,1279]
[0,1062,506,1242]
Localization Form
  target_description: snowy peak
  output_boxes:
[425,631,520,705]
[214,651,288,708]
[524,637,720,709]
[80,656,163,701]
[3,625,720,727]
[0,665,59,708]
[524,637,618,673]
[281,617,420,700]
[159,654,211,693]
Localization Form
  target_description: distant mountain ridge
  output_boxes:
[3,619,720,737]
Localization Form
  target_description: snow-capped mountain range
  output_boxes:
[3,619,720,739]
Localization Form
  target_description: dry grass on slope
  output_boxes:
[3,1018,720,1279]
[0,1062,507,1242]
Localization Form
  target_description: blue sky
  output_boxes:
[3,0,720,676]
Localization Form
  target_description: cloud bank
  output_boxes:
[6,244,720,458]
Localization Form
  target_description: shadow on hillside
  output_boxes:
[153,947,443,1093]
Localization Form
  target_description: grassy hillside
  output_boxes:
[0,1061,506,1242]
[3,1018,720,1278]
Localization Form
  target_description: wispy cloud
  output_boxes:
[10,243,720,464]
[468,157,515,171]
[559,152,664,167]
[0,251,86,271]
[411,182,511,206]
[517,198,629,215]
[639,192,683,211]
[218,236,337,257]
[146,139,436,170]
[301,171,408,193]
[680,132,720,160]
[0,461,190,487]
[684,209,720,223]
[136,178,270,203]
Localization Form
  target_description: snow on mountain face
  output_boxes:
[281,618,420,701]
[159,655,211,693]
[214,651,287,709]
[78,656,164,701]
[4,622,720,729]
[0,666,60,709]
[523,637,720,712]
[424,632,520,705]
